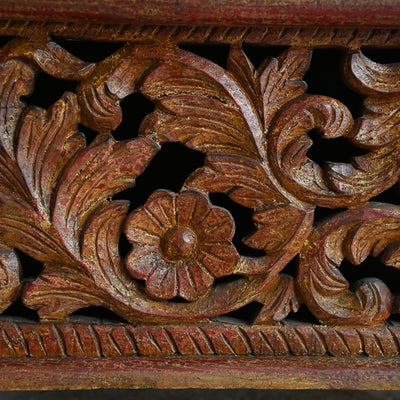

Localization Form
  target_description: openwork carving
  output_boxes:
[0,34,400,357]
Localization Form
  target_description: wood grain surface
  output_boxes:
[2,356,400,390]
[0,0,399,28]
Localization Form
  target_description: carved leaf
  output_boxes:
[0,92,85,268]
[297,204,400,325]
[77,45,157,133]
[139,56,260,159]
[27,41,94,80]
[17,93,85,218]
[77,82,123,133]
[325,145,400,198]
[344,51,400,95]
[0,244,21,313]
[381,242,400,269]
[227,47,311,130]
[350,97,400,150]
[0,38,94,158]
[0,58,35,158]
[23,267,107,319]
[4,39,94,81]
[268,94,358,206]
[260,48,311,128]
[254,274,299,323]
[0,92,90,267]
[342,223,376,265]
[23,202,134,320]
[0,150,32,207]
[344,50,400,151]
[227,46,263,118]
[0,192,75,265]
[81,201,132,298]
[185,153,286,209]
[53,134,159,257]
[308,254,349,297]
[268,94,400,207]
[244,205,310,252]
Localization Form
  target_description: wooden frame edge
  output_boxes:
[1,356,400,390]
[0,0,399,28]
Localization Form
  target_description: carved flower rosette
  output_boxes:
[0,37,399,326]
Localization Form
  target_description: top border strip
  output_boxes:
[0,0,400,28]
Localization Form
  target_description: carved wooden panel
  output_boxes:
[1,0,400,390]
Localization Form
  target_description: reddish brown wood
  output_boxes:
[0,24,400,47]
[124,190,239,301]
[0,40,318,324]
[2,356,400,390]
[297,204,400,325]
[0,0,399,28]
[1,320,400,358]
[0,0,399,391]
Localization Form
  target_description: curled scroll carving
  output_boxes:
[0,37,397,327]
[268,95,400,208]
[297,204,400,325]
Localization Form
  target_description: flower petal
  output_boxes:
[123,226,160,246]
[146,189,172,202]
[126,246,162,280]
[146,263,178,300]
[176,191,210,226]
[177,260,214,301]
[198,206,235,242]
[199,243,239,277]
[124,207,165,244]
[145,190,176,229]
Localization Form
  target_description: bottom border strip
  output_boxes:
[1,356,400,390]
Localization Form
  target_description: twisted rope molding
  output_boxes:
[0,21,399,47]
[1,321,400,358]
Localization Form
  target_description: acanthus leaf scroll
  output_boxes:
[0,39,398,326]
[297,204,400,325]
